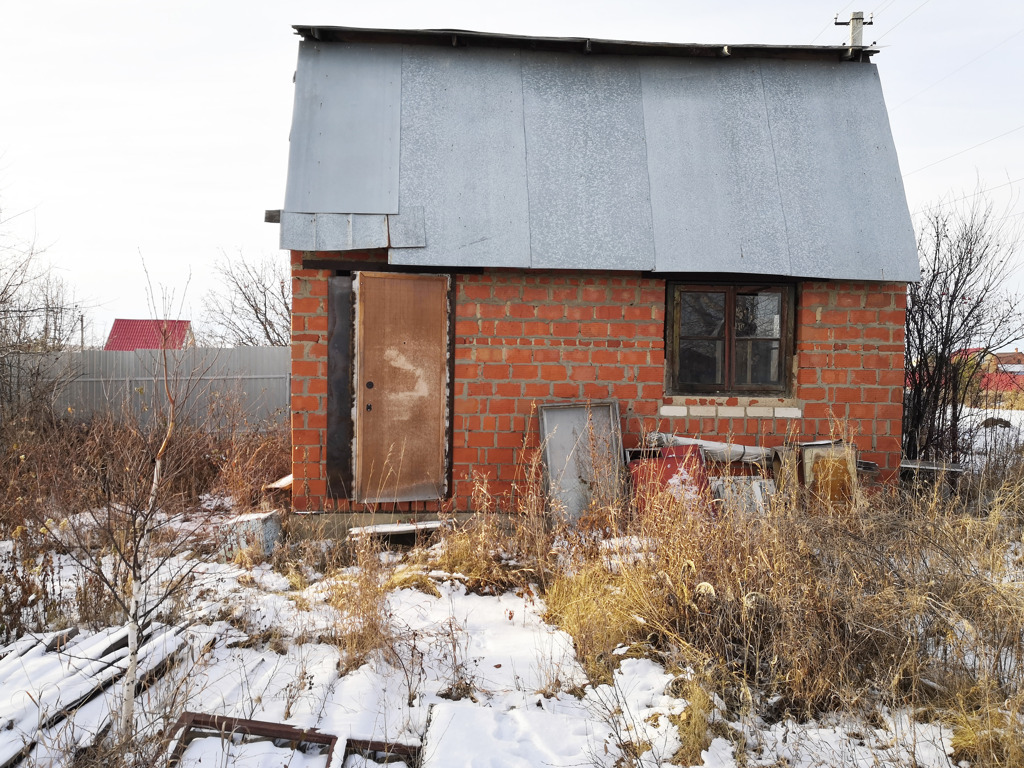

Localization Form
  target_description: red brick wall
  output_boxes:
[290,252,907,511]
[290,251,331,508]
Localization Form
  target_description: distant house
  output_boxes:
[980,349,1024,406]
[103,319,193,352]
[994,350,1024,374]
[275,26,919,512]
[952,347,998,373]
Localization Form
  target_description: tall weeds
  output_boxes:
[544,463,1024,759]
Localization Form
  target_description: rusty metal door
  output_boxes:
[353,272,450,503]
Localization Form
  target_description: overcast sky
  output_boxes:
[2,0,1023,343]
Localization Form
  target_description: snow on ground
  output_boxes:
[0,546,961,768]
[965,406,1024,463]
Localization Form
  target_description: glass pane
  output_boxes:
[734,339,780,386]
[678,292,725,337]
[736,293,781,338]
[678,339,724,386]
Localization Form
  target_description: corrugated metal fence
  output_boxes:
[44,347,289,426]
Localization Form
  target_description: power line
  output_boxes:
[892,24,1024,110]
[874,0,934,42]
[993,209,1024,224]
[909,176,1024,215]
[874,0,902,18]
[903,122,1024,177]
[809,2,856,44]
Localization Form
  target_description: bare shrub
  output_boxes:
[0,527,61,643]
[904,195,1024,461]
[209,421,290,511]
[541,451,1024,731]
[0,209,84,426]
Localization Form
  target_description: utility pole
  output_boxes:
[835,10,873,48]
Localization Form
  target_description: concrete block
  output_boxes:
[218,511,283,561]
[774,407,803,419]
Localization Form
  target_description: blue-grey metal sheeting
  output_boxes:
[281,31,918,281]
[397,46,531,268]
[285,42,401,215]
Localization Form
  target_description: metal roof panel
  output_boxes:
[284,41,401,214]
[642,57,792,275]
[522,52,655,270]
[760,59,918,281]
[280,31,918,281]
[388,46,531,268]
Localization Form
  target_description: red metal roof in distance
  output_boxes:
[981,371,1024,393]
[104,319,192,351]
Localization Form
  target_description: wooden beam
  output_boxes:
[302,258,483,275]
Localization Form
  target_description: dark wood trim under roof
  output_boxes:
[292,25,877,62]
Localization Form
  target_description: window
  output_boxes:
[667,284,793,395]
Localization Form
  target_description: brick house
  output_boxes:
[276,26,919,513]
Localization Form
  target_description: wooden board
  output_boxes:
[326,276,354,498]
[353,272,450,502]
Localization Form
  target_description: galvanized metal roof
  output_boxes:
[281,27,919,282]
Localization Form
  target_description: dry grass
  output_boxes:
[0,527,63,643]
[209,422,290,511]
[426,457,558,594]
[428,513,525,595]
[948,692,1024,767]
[324,538,397,673]
[385,566,441,598]
[536,454,1024,763]
[667,676,714,766]
[544,561,635,683]
[4,399,1024,764]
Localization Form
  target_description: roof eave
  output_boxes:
[292,25,877,62]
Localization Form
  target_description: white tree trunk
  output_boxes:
[119,577,141,740]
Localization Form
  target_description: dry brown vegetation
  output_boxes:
[3,404,1024,765]
[435,446,1024,766]
[293,434,1024,764]
[0,409,289,644]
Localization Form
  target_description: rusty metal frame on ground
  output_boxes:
[167,712,338,767]
[344,738,422,766]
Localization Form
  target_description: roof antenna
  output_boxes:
[834,10,873,48]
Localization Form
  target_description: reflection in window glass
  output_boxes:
[678,339,724,385]
[678,292,725,337]
[736,293,781,338]
[735,339,780,385]
[668,284,789,394]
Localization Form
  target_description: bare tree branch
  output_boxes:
[903,195,1024,461]
[1,202,85,422]
[200,251,290,347]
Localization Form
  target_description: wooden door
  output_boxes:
[353,272,450,503]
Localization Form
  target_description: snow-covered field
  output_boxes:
[0,541,966,768]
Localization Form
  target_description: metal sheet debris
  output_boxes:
[539,401,624,523]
